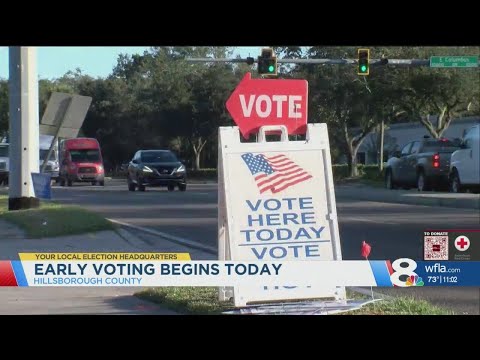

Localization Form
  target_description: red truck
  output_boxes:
[59,138,105,186]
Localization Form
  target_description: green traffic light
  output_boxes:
[361,65,367,72]
[268,65,275,72]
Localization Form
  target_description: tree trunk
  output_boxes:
[191,137,207,171]
[194,152,201,171]
[420,109,453,139]
[347,146,359,177]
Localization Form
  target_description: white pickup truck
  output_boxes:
[450,123,480,193]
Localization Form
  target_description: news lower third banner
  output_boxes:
[0,254,479,287]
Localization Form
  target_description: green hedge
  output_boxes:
[358,164,385,181]
[330,164,385,182]
[188,166,383,181]
[332,164,350,181]
[107,168,218,179]
[109,165,384,182]
[188,168,217,179]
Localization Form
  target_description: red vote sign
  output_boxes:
[226,72,308,139]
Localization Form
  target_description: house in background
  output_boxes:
[352,116,480,165]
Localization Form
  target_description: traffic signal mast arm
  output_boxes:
[186,58,434,66]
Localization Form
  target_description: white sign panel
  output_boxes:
[40,92,92,138]
[218,124,345,307]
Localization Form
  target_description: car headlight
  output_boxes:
[175,165,186,173]
[142,166,153,173]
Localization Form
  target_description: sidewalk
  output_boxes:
[335,183,480,210]
[0,220,214,315]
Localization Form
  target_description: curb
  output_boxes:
[335,187,480,210]
[114,227,153,251]
[107,219,217,255]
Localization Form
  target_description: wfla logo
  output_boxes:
[241,153,312,194]
[389,258,424,287]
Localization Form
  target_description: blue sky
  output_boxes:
[0,46,263,80]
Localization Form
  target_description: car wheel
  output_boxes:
[137,176,146,192]
[127,175,136,191]
[417,171,430,192]
[450,170,463,193]
[167,184,175,192]
[385,170,395,189]
[178,183,187,192]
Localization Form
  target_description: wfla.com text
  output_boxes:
[424,263,461,273]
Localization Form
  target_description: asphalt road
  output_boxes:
[50,179,480,314]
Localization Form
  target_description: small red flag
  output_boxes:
[361,241,371,259]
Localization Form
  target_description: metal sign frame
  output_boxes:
[218,123,345,307]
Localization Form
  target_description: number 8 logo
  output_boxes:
[390,258,418,287]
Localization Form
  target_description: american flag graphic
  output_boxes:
[241,153,313,194]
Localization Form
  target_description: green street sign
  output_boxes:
[430,56,478,68]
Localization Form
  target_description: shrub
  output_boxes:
[188,168,217,179]
[332,164,349,181]
[358,164,385,181]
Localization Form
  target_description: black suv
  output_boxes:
[127,150,187,192]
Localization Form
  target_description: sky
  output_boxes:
[0,46,263,80]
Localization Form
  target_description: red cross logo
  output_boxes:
[454,236,470,252]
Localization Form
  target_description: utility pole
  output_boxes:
[8,47,40,210]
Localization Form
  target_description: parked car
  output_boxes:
[449,124,480,193]
[59,138,105,187]
[385,137,461,191]
[127,150,187,192]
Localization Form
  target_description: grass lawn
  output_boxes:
[136,287,454,315]
[349,296,454,315]
[0,195,115,238]
[137,287,235,315]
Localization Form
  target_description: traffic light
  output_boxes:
[358,49,370,75]
[258,48,277,76]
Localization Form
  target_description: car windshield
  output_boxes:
[0,145,7,157]
[141,151,177,163]
[423,139,461,152]
[40,149,57,161]
[70,150,101,162]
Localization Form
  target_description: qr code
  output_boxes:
[424,236,448,260]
